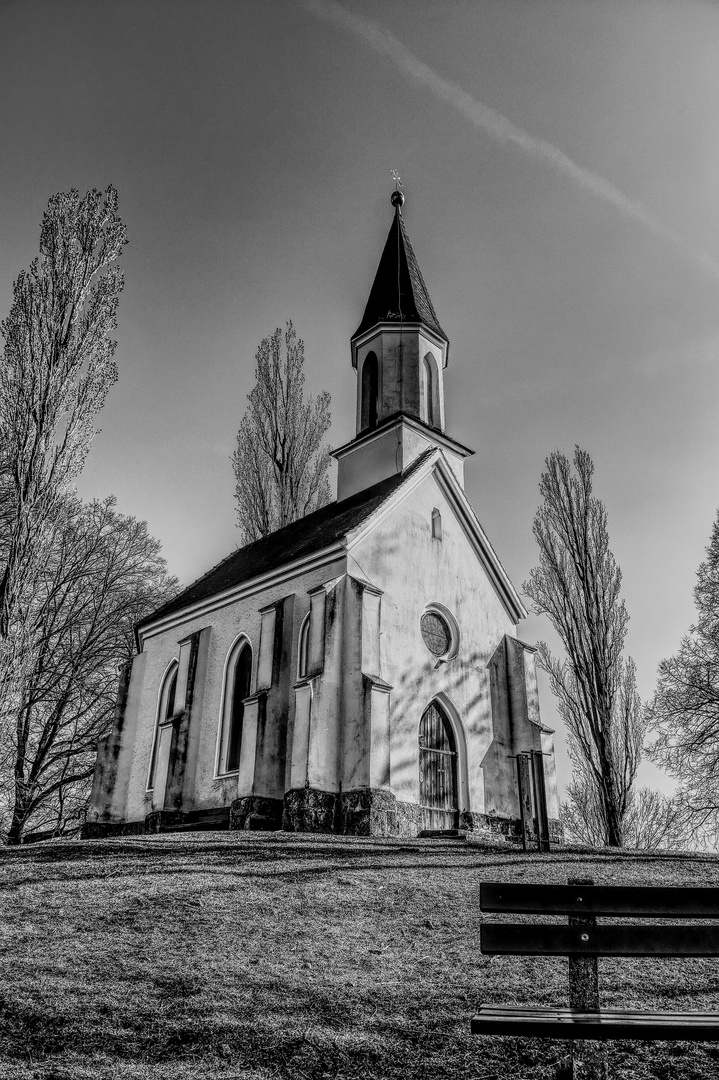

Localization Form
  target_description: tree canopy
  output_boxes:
[0,186,126,641]
[1,496,176,843]
[648,510,719,846]
[232,322,331,543]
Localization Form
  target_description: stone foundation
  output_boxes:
[81,819,146,839]
[474,811,564,846]
[282,787,340,833]
[144,809,185,833]
[230,796,283,831]
[340,787,423,837]
[81,796,562,845]
[282,786,563,842]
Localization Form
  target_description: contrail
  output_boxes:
[303,0,719,281]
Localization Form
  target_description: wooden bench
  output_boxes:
[472,878,719,1042]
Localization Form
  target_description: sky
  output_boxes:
[2,0,719,797]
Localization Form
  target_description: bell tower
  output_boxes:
[333,189,472,502]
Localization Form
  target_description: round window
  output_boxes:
[420,611,452,656]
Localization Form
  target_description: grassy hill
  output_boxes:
[2,832,719,1080]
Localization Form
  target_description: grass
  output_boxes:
[1,833,719,1079]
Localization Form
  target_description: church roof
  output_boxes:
[136,452,433,636]
[352,204,448,343]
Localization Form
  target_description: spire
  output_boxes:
[352,191,448,344]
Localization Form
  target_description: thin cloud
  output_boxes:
[303,0,719,281]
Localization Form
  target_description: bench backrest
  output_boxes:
[480,882,719,957]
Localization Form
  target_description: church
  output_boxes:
[85,190,560,843]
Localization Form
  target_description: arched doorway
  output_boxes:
[419,700,459,831]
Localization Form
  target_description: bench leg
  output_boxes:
[568,877,607,1080]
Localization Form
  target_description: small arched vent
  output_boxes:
[431,507,442,540]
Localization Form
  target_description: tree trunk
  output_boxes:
[6,785,32,845]
[602,786,624,846]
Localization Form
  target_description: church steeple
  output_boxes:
[333,190,472,503]
[349,190,450,438]
[352,190,448,346]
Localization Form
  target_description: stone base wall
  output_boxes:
[144,809,184,833]
[282,786,564,842]
[80,795,563,845]
[470,811,564,846]
[230,796,283,831]
[81,819,146,839]
[83,807,233,838]
[340,788,423,837]
[282,787,341,833]
[282,786,460,838]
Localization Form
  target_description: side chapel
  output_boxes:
[85,190,560,842]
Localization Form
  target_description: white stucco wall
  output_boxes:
[348,467,518,818]
[120,558,346,824]
[108,460,549,832]
[335,417,466,501]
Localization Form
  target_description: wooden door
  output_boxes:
[419,702,459,831]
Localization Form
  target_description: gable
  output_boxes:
[345,451,526,624]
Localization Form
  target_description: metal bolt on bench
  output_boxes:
[472,876,719,1078]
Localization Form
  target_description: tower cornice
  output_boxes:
[331,411,473,463]
[350,321,449,369]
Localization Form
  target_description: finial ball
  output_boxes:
[391,188,405,209]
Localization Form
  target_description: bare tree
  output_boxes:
[232,322,331,543]
[647,510,719,845]
[1,496,176,844]
[524,447,647,846]
[0,187,178,843]
[561,766,690,850]
[0,186,126,643]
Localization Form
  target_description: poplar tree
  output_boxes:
[524,447,647,847]
[0,186,126,643]
[232,322,331,543]
[0,187,176,843]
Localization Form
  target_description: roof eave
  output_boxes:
[135,540,347,649]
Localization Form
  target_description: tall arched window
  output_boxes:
[361,352,379,431]
[218,638,253,775]
[147,662,178,790]
[422,354,438,427]
[297,613,310,679]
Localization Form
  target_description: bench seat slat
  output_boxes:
[480,883,719,918]
[471,1006,719,1041]
[481,923,719,957]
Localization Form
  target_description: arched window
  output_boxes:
[422,354,438,427]
[218,638,253,775]
[297,613,310,679]
[147,662,178,790]
[361,352,379,431]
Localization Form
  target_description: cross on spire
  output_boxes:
[390,170,405,210]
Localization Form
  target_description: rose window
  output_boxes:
[420,612,452,656]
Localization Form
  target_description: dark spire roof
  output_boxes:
[352,200,448,343]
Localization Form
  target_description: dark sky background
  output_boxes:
[3,0,719,795]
